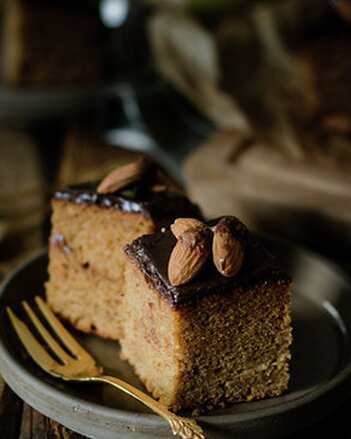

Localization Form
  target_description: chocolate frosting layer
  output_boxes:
[53,182,202,224]
[125,223,291,307]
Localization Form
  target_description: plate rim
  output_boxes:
[1,245,351,433]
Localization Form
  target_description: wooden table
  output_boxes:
[1,375,351,439]
[0,382,82,439]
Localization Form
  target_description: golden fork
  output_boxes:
[7,296,207,439]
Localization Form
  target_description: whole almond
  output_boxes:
[213,218,245,277]
[97,157,153,194]
[168,227,211,286]
[170,218,207,239]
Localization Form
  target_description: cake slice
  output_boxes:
[45,157,201,340]
[122,216,292,412]
[2,0,104,86]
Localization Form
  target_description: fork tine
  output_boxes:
[22,301,72,365]
[6,307,59,374]
[35,296,94,361]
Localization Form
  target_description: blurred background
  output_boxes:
[0,0,350,276]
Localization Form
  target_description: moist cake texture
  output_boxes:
[122,217,292,412]
[45,160,201,340]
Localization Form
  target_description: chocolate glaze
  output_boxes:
[125,220,291,307]
[53,182,202,225]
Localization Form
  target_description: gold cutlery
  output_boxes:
[7,296,207,439]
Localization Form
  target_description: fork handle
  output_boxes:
[94,375,206,439]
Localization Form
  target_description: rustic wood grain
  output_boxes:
[0,384,23,438]
[0,377,4,396]
[32,407,49,439]
[48,418,85,439]
[0,131,46,238]
[58,123,141,189]
[19,403,32,439]
[0,385,87,439]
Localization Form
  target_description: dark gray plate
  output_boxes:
[0,83,121,122]
[0,237,351,439]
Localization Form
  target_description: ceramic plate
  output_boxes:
[0,83,122,121]
[0,237,351,439]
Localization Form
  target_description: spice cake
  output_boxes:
[46,158,201,339]
[122,216,292,412]
[2,0,104,86]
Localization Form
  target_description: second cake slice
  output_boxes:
[46,157,201,339]
[122,216,292,412]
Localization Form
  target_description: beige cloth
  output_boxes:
[184,130,351,255]
[148,7,250,133]
[147,3,327,158]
